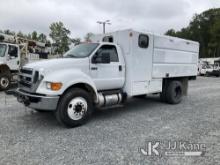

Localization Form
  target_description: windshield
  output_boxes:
[0,44,7,57]
[64,43,99,58]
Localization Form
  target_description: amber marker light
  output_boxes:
[47,82,63,91]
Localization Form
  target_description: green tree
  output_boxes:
[49,21,71,54]
[71,38,81,45]
[17,31,25,38]
[45,40,52,47]
[209,14,220,57]
[165,8,220,58]
[38,33,47,43]
[84,32,94,42]
[165,29,176,36]
[27,33,32,40]
[32,31,38,40]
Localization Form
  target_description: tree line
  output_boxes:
[0,22,94,55]
[3,8,219,57]
[165,8,220,58]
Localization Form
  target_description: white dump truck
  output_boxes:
[0,33,49,90]
[16,29,199,127]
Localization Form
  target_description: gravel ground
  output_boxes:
[0,77,219,165]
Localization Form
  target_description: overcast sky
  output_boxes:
[0,0,220,39]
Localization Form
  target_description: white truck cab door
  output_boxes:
[6,45,20,70]
[90,44,125,91]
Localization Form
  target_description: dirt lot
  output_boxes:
[0,77,219,165]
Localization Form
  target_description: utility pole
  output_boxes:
[97,20,111,34]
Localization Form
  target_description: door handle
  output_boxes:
[119,65,122,71]
[91,67,98,70]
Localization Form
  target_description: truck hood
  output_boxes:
[23,58,89,74]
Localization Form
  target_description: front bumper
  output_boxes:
[16,89,60,111]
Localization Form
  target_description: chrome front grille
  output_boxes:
[18,68,33,88]
[18,68,42,93]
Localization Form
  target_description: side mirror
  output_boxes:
[101,53,110,64]
[92,53,100,64]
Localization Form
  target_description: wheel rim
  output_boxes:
[67,97,88,120]
[0,77,9,89]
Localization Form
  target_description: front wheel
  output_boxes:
[55,88,93,128]
[0,74,11,90]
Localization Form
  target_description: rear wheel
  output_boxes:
[55,88,93,128]
[0,74,10,90]
[165,81,183,104]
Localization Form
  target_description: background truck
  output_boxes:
[198,58,220,76]
[208,59,220,77]
[16,29,199,127]
[0,33,50,90]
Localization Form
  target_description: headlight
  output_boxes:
[46,82,63,91]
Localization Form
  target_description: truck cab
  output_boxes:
[0,43,20,90]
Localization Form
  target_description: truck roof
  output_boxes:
[94,29,199,45]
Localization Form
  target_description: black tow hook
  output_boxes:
[17,95,30,106]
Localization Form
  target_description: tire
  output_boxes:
[160,92,166,102]
[165,81,183,104]
[0,74,11,90]
[55,88,93,128]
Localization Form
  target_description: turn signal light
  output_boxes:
[47,82,62,91]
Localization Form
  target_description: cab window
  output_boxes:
[8,45,18,57]
[95,45,119,62]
